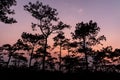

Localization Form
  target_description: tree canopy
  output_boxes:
[0,0,17,24]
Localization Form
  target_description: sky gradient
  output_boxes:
[0,0,120,49]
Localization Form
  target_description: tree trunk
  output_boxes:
[67,46,71,72]
[29,47,34,67]
[67,46,70,56]
[59,43,62,71]
[83,37,88,70]
[42,38,47,71]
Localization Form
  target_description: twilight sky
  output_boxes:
[0,0,120,49]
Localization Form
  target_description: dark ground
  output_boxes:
[0,69,120,80]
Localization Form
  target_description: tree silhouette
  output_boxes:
[2,39,29,67]
[24,1,70,70]
[11,52,26,67]
[0,47,4,67]
[32,46,56,70]
[11,39,28,67]
[72,20,106,70]
[32,47,44,69]
[53,31,66,71]
[62,55,80,73]
[112,49,120,65]
[62,38,71,56]
[21,32,45,67]
[0,0,17,23]
[2,44,15,67]
[93,46,113,71]
[45,51,57,71]
[113,49,120,72]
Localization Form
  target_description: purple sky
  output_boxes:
[0,0,120,49]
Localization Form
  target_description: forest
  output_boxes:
[0,0,120,80]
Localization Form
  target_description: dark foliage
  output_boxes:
[0,0,17,23]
